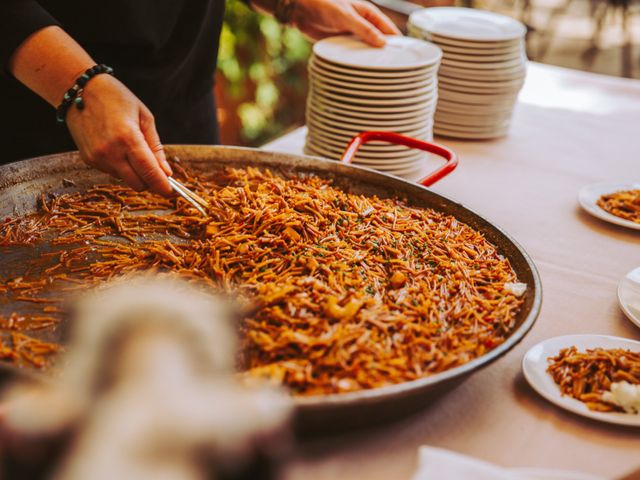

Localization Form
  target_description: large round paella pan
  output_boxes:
[0,136,541,431]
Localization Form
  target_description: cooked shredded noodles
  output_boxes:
[0,164,524,395]
[547,347,640,412]
[597,189,640,224]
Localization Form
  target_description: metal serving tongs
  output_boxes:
[168,177,209,217]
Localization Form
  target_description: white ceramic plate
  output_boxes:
[435,118,510,132]
[439,81,522,95]
[309,59,437,85]
[441,55,526,70]
[304,144,426,176]
[311,90,436,114]
[313,35,442,70]
[310,78,436,99]
[308,112,433,134]
[309,97,436,120]
[619,267,640,329]
[306,138,428,162]
[434,125,509,139]
[307,59,437,88]
[308,102,434,128]
[438,73,524,88]
[312,55,437,80]
[578,182,640,230]
[438,88,519,105]
[434,114,512,128]
[409,26,522,54]
[523,334,640,426]
[409,7,526,42]
[352,157,425,169]
[309,70,435,92]
[512,468,606,480]
[309,69,438,95]
[409,24,523,49]
[443,50,523,63]
[310,85,435,106]
[307,129,428,152]
[437,96,515,109]
[307,108,432,132]
[428,31,522,48]
[435,42,522,55]
[439,64,526,80]
[306,135,427,158]
[436,102,515,116]
[307,117,431,141]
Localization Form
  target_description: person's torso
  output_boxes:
[1,0,225,163]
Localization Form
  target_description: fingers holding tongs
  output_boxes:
[168,177,209,217]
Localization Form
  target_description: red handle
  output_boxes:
[340,131,458,186]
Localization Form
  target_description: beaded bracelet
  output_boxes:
[55,64,114,124]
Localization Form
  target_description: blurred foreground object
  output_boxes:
[1,277,292,480]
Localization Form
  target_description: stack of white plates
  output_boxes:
[305,35,442,176]
[408,7,527,139]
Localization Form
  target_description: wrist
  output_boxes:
[56,64,115,124]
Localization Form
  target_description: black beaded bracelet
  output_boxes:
[55,64,114,124]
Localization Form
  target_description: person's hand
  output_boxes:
[291,0,401,47]
[66,74,173,196]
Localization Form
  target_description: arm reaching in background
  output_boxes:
[252,0,401,46]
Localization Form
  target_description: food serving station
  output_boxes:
[264,62,640,479]
[0,5,639,479]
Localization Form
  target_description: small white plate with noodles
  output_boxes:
[578,182,640,230]
[618,266,640,330]
[523,334,640,426]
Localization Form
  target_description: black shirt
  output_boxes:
[0,0,225,163]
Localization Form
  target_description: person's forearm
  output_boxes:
[9,25,95,107]
[250,0,278,16]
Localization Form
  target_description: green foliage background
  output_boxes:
[218,0,311,145]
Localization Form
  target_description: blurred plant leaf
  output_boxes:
[218,0,311,145]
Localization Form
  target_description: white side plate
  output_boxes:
[618,267,640,329]
[409,7,527,42]
[578,182,640,230]
[313,35,442,70]
[522,334,640,426]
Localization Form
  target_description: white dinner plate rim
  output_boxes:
[311,92,437,113]
[313,35,443,70]
[434,42,522,55]
[434,127,509,139]
[618,266,640,329]
[307,100,436,126]
[306,137,429,159]
[409,7,527,42]
[308,118,431,140]
[311,86,435,106]
[312,56,439,79]
[442,56,526,70]
[308,103,435,127]
[309,71,435,92]
[310,78,437,99]
[442,50,524,63]
[305,140,428,162]
[307,130,430,152]
[309,60,438,85]
[438,74,525,87]
[438,62,526,75]
[308,112,434,132]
